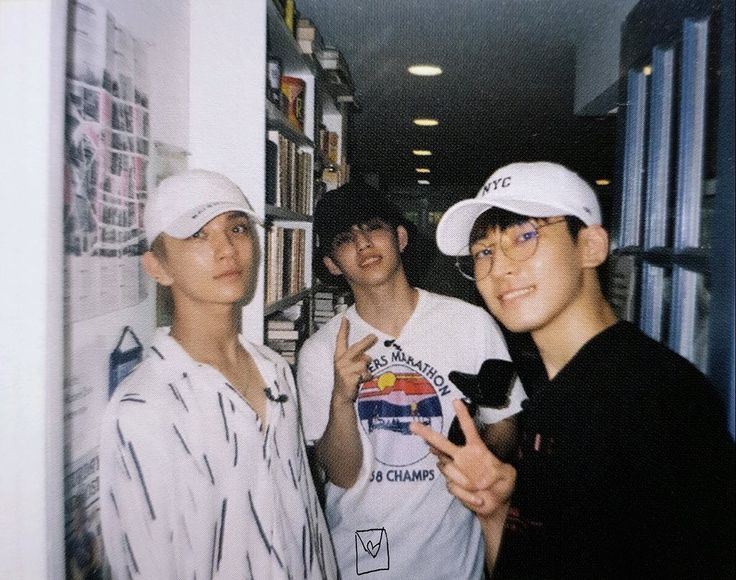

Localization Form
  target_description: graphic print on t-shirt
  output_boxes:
[357,364,443,467]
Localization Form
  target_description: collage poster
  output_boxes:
[63,1,150,577]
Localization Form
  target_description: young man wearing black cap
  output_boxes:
[296,182,526,579]
[99,169,337,579]
[412,161,735,578]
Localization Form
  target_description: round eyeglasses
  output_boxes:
[454,219,566,281]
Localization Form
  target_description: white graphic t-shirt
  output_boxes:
[297,290,526,579]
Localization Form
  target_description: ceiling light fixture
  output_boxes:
[413,118,439,127]
[412,149,432,156]
[415,168,431,173]
[417,180,430,185]
[408,65,443,76]
[595,179,611,186]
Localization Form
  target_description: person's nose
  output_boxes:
[488,246,518,278]
[212,230,236,258]
[352,226,372,250]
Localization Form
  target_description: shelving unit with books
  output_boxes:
[264,0,354,360]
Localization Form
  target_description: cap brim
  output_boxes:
[436,198,570,255]
[164,202,262,239]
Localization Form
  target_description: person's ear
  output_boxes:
[578,225,609,268]
[396,225,409,253]
[323,255,343,276]
[143,250,174,286]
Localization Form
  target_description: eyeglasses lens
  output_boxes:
[455,221,543,281]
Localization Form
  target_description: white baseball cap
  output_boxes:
[436,161,602,255]
[144,169,261,245]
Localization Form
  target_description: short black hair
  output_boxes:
[313,182,405,285]
[469,207,586,247]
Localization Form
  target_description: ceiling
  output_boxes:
[297,0,623,195]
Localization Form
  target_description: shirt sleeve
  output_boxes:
[99,400,178,580]
[295,333,336,445]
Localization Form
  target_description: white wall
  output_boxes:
[0,0,190,577]
[0,1,67,577]
[189,0,267,343]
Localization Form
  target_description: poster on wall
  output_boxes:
[64,2,151,578]
[64,0,150,324]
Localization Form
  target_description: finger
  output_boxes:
[437,460,471,488]
[334,317,350,358]
[452,399,484,446]
[449,487,503,518]
[445,481,484,510]
[410,421,458,458]
[346,333,378,358]
[432,447,452,463]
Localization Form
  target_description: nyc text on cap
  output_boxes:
[435,161,602,255]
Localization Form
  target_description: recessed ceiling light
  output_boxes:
[415,168,431,173]
[412,149,432,156]
[408,65,442,76]
[595,179,611,186]
[413,118,439,127]
[417,180,430,185]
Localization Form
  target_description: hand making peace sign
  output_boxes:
[333,317,377,405]
[411,399,517,519]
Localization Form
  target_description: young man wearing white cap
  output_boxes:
[296,182,526,579]
[99,169,337,579]
[413,162,734,578]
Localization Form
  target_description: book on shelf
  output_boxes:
[326,131,339,164]
[267,328,301,341]
[266,300,308,364]
[312,287,352,329]
[267,303,302,329]
[267,130,313,215]
[296,17,324,56]
[265,138,278,205]
[265,225,307,306]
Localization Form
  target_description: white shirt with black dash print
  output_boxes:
[100,328,338,579]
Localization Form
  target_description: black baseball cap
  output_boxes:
[313,182,404,283]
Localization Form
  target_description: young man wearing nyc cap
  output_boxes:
[412,161,734,577]
[296,182,526,579]
[99,169,337,579]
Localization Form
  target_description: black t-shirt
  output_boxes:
[495,321,735,579]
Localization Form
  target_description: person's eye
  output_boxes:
[517,230,539,244]
[333,232,353,247]
[472,247,493,261]
[232,222,251,234]
[190,229,204,239]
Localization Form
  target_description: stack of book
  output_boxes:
[266,302,307,365]
[313,288,351,329]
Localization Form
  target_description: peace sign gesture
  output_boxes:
[410,399,516,518]
[333,317,377,405]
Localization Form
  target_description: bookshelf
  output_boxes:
[611,0,728,379]
[187,1,353,348]
[264,0,354,358]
